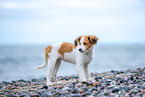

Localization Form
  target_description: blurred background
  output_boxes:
[0,0,145,82]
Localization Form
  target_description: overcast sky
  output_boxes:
[0,0,145,44]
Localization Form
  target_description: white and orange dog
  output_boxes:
[34,35,98,85]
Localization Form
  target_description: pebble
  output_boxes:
[62,86,70,91]
[89,87,97,92]
[112,88,121,93]
[41,85,48,90]
[71,88,78,93]
[71,94,82,97]
[81,91,91,96]
[81,81,89,86]
[75,83,83,88]
[42,92,53,97]
[0,67,144,96]
[106,79,112,83]
[92,82,100,86]
[94,76,102,80]
[18,79,26,82]
[55,85,63,89]
[31,93,40,97]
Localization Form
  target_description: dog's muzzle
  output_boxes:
[79,48,84,53]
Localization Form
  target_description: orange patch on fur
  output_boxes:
[83,35,98,50]
[44,46,52,59]
[84,36,94,50]
[58,42,74,57]
[74,36,83,46]
[88,35,98,44]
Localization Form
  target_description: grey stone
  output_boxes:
[112,88,121,93]
[62,86,70,91]
[42,92,53,97]
[71,94,82,97]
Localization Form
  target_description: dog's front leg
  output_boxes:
[84,63,90,80]
[76,64,87,81]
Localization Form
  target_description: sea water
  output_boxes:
[0,43,145,82]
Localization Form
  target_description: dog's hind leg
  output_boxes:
[34,54,48,70]
[46,58,57,86]
[52,59,61,84]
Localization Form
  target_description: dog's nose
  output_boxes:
[79,48,82,51]
[79,48,84,53]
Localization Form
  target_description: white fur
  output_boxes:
[34,39,94,86]
[79,36,86,52]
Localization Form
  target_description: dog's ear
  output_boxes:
[74,36,83,46]
[88,35,98,44]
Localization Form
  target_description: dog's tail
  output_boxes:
[34,53,48,70]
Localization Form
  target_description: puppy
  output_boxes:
[34,35,98,85]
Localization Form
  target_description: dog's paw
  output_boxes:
[47,82,54,86]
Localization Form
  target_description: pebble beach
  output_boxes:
[0,67,145,97]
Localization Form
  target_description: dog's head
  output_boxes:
[74,35,98,53]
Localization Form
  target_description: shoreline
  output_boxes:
[0,67,145,96]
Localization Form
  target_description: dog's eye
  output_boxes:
[84,43,87,45]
